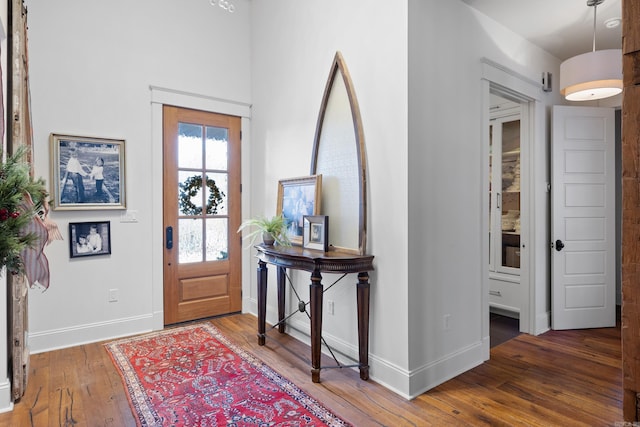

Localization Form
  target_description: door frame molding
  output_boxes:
[480,59,547,349]
[150,86,251,330]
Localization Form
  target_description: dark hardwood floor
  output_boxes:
[0,313,622,426]
[489,312,520,348]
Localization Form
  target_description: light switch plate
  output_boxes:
[120,210,138,223]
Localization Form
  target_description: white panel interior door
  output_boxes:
[551,106,615,330]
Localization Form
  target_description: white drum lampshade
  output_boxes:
[559,49,622,101]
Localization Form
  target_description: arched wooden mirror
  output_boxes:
[311,52,367,255]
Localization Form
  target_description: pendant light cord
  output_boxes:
[587,0,605,52]
[592,2,598,52]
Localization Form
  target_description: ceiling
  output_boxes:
[461,0,622,61]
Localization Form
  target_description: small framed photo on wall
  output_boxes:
[50,134,126,210]
[69,221,111,258]
[303,215,328,252]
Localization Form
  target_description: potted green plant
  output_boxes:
[237,215,291,247]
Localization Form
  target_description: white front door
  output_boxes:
[551,106,615,330]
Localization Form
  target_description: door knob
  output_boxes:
[555,239,564,251]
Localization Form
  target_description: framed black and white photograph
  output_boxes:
[69,221,112,258]
[277,175,322,246]
[303,215,328,251]
[50,134,126,210]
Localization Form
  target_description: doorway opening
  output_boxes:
[485,84,534,338]
[488,92,522,327]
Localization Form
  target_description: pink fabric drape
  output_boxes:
[19,192,50,290]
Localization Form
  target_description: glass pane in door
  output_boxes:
[178,123,203,169]
[179,218,203,263]
[501,119,520,269]
[206,127,228,170]
[206,218,228,261]
[178,170,204,216]
[489,124,493,267]
[205,172,228,215]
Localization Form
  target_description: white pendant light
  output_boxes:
[559,0,622,101]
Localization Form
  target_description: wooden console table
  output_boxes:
[255,244,374,383]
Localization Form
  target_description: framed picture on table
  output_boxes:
[50,134,126,210]
[303,215,329,251]
[276,175,322,246]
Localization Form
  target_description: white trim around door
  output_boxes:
[149,86,251,331]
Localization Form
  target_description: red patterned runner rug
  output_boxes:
[105,322,351,426]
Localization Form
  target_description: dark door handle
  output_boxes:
[555,239,564,251]
[166,226,173,249]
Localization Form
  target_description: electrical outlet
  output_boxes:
[327,300,335,315]
[444,314,451,330]
[108,288,119,302]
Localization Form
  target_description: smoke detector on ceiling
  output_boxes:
[604,17,621,29]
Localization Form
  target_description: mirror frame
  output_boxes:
[310,51,368,255]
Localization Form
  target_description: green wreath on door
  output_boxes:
[179,175,225,216]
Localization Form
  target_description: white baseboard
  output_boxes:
[406,340,485,399]
[243,298,487,399]
[482,334,491,358]
[0,378,13,413]
[28,314,156,354]
[535,311,551,335]
[287,318,358,361]
[243,296,257,316]
[284,319,413,400]
[152,310,164,330]
[272,318,488,401]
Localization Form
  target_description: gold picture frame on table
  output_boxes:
[276,175,322,246]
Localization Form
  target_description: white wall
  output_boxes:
[248,0,411,396]
[406,0,564,397]
[23,0,251,351]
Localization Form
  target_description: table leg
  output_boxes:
[257,260,268,346]
[310,269,323,383]
[357,271,370,380]
[277,266,286,333]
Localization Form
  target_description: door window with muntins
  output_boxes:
[177,122,230,263]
